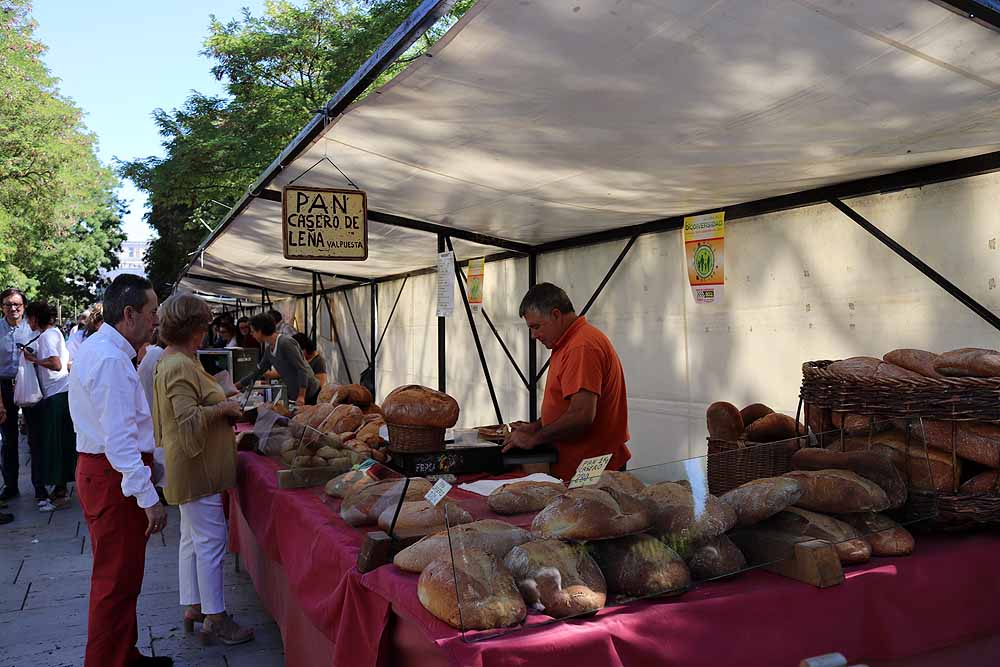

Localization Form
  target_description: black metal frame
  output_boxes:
[932,0,1000,32]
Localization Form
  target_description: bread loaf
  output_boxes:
[488,480,565,515]
[531,488,650,541]
[382,385,459,428]
[739,403,774,428]
[595,470,645,498]
[418,550,526,630]
[875,362,924,381]
[833,431,960,493]
[641,481,736,540]
[340,478,432,526]
[324,404,363,435]
[316,383,341,404]
[835,512,914,557]
[324,469,377,498]
[830,412,893,436]
[504,540,606,618]
[687,535,746,580]
[959,470,999,495]
[588,534,690,598]
[783,469,890,513]
[791,448,907,509]
[706,402,743,441]
[745,413,802,443]
[377,500,473,537]
[332,383,373,407]
[883,349,944,379]
[394,520,531,573]
[828,356,882,376]
[913,420,1000,468]
[307,403,337,430]
[762,507,871,564]
[934,347,1000,378]
[720,477,803,526]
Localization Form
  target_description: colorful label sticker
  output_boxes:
[424,478,453,507]
[684,211,725,304]
[467,257,485,314]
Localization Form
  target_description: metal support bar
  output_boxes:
[185,273,299,297]
[368,210,532,255]
[311,273,320,341]
[455,265,528,388]
[370,282,378,399]
[528,254,538,422]
[534,235,638,384]
[304,277,311,340]
[828,198,1000,333]
[286,265,370,283]
[375,277,408,358]
[318,275,354,384]
[437,235,446,393]
[447,237,504,425]
[342,290,371,364]
[932,1,1000,33]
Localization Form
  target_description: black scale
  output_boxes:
[386,443,558,477]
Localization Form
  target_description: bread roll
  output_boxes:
[595,470,645,498]
[762,507,871,564]
[377,500,472,537]
[340,478,433,526]
[504,540,606,618]
[875,362,924,381]
[791,448,907,509]
[883,349,944,379]
[382,385,459,428]
[706,402,743,441]
[588,534,690,598]
[531,488,650,541]
[333,383,373,407]
[394,520,531,573]
[324,404,363,435]
[687,535,746,579]
[720,477,803,526]
[833,431,960,493]
[488,480,565,515]
[783,469,890,514]
[641,481,736,540]
[324,469,377,499]
[739,403,774,427]
[835,512,914,557]
[418,550,526,630]
[934,347,1000,378]
[960,470,1000,495]
[913,420,1000,468]
[745,413,803,443]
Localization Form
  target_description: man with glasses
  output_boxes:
[0,288,32,518]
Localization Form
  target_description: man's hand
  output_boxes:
[510,420,541,434]
[502,427,541,453]
[144,502,167,536]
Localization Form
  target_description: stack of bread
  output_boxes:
[809,349,1000,496]
[707,401,803,446]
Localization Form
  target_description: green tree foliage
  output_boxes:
[121,0,475,296]
[0,0,125,303]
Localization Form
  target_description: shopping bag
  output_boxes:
[13,352,42,407]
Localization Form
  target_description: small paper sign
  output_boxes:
[354,458,377,472]
[436,251,455,317]
[424,478,453,507]
[467,257,485,314]
[568,454,613,488]
[683,211,725,304]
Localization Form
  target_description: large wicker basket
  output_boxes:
[386,422,446,454]
[800,359,1000,531]
[707,438,799,496]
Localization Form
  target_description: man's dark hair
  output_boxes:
[267,308,283,323]
[250,313,276,336]
[518,283,575,318]
[103,274,153,325]
[25,301,54,328]
[0,288,26,306]
[291,333,316,354]
[237,316,249,325]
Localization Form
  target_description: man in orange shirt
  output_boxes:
[503,283,630,480]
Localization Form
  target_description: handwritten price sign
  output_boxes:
[568,454,613,488]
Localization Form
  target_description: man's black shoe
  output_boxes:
[0,512,14,525]
[130,655,173,666]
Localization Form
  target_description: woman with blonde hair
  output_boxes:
[152,294,254,645]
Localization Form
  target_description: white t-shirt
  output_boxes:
[136,344,164,411]
[35,327,70,398]
[66,328,85,361]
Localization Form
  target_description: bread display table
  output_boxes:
[228,452,1000,667]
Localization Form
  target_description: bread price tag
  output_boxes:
[354,458,377,472]
[568,454,613,489]
[424,478,453,507]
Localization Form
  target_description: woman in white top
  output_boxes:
[23,301,75,511]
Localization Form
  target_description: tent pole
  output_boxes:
[374,277,408,358]
[447,237,503,425]
[528,254,538,422]
[829,198,1000,332]
[317,275,354,384]
[370,282,378,400]
[341,289,371,364]
[456,266,528,388]
[438,235,447,393]
[311,273,319,341]
[533,235,638,383]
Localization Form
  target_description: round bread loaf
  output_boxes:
[706,402,743,441]
[687,535,746,580]
[745,413,803,443]
[323,404,364,435]
[531,487,651,541]
[595,470,645,498]
[739,403,774,427]
[488,480,565,515]
[783,469,890,514]
[324,469,377,499]
[791,447,907,509]
[316,383,341,404]
[763,507,871,564]
[588,534,690,599]
[376,500,473,537]
[504,539,606,618]
[641,481,736,540]
[340,477,432,526]
[382,385,460,428]
[333,383,373,407]
[720,476,803,526]
[418,550,526,630]
[394,520,531,573]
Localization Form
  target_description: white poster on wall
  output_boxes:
[436,251,455,317]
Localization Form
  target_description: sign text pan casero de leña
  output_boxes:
[282,186,368,260]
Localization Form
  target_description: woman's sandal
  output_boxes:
[183,607,206,633]
[200,613,255,646]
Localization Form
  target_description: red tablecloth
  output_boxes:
[229,452,1000,667]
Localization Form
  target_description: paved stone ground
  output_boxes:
[0,435,286,666]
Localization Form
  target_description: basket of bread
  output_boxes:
[381,385,460,454]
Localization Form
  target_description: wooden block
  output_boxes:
[730,529,844,588]
[356,530,425,573]
[275,461,352,489]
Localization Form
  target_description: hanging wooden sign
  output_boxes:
[282,186,368,260]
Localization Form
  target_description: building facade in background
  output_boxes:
[103,240,148,281]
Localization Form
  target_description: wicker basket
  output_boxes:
[386,422,446,454]
[707,438,799,496]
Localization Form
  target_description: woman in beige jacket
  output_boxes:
[153,294,253,645]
